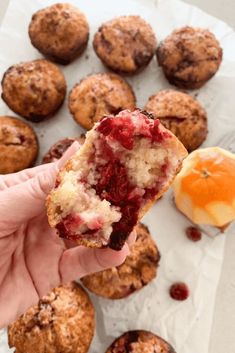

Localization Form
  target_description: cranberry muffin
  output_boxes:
[106,330,176,353]
[81,223,160,299]
[29,3,89,64]
[1,59,66,122]
[157,26,222,89]
[8,282,95,353]
[47,109,187,250]
[42,135,85,163]
[69,73,136,129]
[0,116,38,174]
[93,16,157,75]
[145,89,208,151]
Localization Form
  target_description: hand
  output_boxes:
[0,142,134,328]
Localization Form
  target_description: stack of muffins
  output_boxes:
[0,2,223,352]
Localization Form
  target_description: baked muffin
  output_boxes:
[42,135,85,163]
[29,3,89,65]
[106,330,176,353]
[47,109,187,250]
[81,223,160,299]
[93,16,157,75]
[157,26,222,89]
[145,89,208,151]
[0,116,38,174]
[8,282,95,353]
[1,59,66,122]
[69,73,136,129]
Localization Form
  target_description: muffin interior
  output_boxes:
[49,110,184,249]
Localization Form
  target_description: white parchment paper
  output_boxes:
[0,0,235,352]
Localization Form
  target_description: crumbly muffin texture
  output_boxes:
[81,223,160,299]
[0,116,38,174]
[47,109,187,250]
[8,282,95,353]
[157,26,222,89]
[69,73,136,129]
[1,59,66,122]
[93,16,157,74]
[42,135,85,164]
[106,330,176,353]
[29,3,89,64]
[145,89,208,151]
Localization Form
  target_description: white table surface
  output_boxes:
[0,1,235,352]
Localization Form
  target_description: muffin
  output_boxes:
[1,59,66,122]
[93,16,157,75]
[42,135,85,163]
[105,330,176,353]
[69,73,136,129]
[8,282,95,353]
[47,109,187,250]
[29,3,89,64]
[81,223,160,299]
[157,26,223,89]
[145,89,208,151]
[0,116,38,174]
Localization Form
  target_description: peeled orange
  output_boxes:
[173,147,235,227]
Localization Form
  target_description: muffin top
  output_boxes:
[8,282,95,353]
[157,26,222,89]
[1,59,66,122]
[29,3,89,64]
[93,16,157,74]
[106,330,176,353]
[69,73,136,129]
[0,115,38,174]
[81,223,160,299]
[145,89,208,151]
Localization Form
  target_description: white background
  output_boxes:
[0,1,235,353]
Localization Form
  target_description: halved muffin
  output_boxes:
[47,109,187,250]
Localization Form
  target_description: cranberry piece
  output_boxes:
[186,226,202,242]
[97,117,113,136]
[97,116,135,150]
[169,282,189,301]
[151,119,171,142]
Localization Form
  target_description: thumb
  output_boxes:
[0,141,80,236]
[0,167,58,236]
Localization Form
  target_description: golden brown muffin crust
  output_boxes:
[145,89,208,151]
[0,116,38,174]
[81,223,160,299]
[93,16,157,74]
[8,282,95,353]
[69,73,136,129]
[29,3,89,64]
[157,26,222,89]
[1,59,66,122]
[106,330,176,353]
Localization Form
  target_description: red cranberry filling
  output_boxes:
[186,226,202,242]
[169,282,190,301]
[97,110,171,149]
[56,111,171,248]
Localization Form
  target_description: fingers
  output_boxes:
[0,141,80,191]
[59,244,130,282]
[0,163,55,191]
[57,141,80,168]
[126,230,137,248]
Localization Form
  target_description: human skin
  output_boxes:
[0,142,133,328]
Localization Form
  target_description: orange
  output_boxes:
[173,147,235,227]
